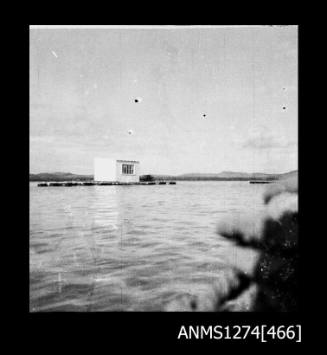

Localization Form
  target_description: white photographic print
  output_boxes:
[30,25,298,312]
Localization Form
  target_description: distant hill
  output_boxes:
[145,170,296,181]
[30,170,297,182]
[175,171,280,181]
[29,172,93,182]
[277,170,298,180]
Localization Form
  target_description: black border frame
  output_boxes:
[21,23,306,346]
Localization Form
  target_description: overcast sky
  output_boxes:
[30,25,297,175]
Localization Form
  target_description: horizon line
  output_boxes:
[30,169,297,176]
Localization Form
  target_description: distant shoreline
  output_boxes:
[29,170,297,182]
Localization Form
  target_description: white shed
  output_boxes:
[94,158,140,183]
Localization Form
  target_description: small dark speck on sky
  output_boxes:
[283,106,286,110]
[203,114,206,118]
[134,99,139,103]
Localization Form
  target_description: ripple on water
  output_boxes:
[30,181,265,311]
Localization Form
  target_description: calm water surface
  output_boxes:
[30,181,267,311]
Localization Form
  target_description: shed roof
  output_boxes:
[116,160,140,163]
